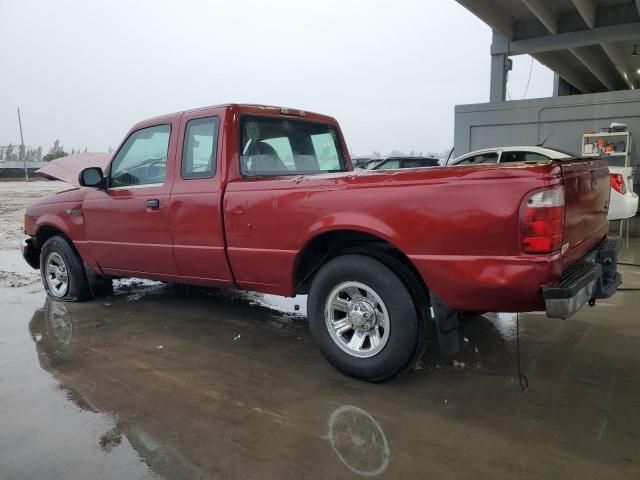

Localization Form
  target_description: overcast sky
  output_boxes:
[0,0,553,156]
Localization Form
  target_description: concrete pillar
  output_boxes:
[553,73,580,96]
[490,54,508,102]
[490,30,510,102]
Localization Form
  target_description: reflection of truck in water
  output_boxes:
[28,297,391,478]
[23,104,620,381]
[28,300,199,479]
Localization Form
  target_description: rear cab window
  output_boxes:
[240,116,347,176]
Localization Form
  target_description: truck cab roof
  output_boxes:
[130,104,339,132]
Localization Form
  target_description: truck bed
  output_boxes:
[224,158,609,312]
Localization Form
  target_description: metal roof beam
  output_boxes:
[601,43,637,90]
[492,22,640,55]
[570,0,596,29]
[533,52,594,93]
[569,46,620,91]
[455,0,514,39]
[521,0,558,34]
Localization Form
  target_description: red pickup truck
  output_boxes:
[23,104,621,381]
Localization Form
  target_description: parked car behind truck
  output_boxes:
[450,146,639,220]
[359,156,440,170]
[23,104,621,381]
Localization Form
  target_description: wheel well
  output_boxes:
[294,230,428,301]
[36,225,73,253]
[295,230,433,366]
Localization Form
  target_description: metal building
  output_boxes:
[454,0,640,173]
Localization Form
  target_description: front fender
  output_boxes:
[34,214,73,240]
[31,213,102,274]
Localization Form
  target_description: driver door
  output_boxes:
[82,122,180,277]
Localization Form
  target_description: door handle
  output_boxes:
[146,199,160,210]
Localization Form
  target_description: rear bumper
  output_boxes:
[608,191,638,220]
[542,237,621,319]
[22,237,40,269]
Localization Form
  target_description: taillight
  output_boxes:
[520,186,564,254]
[610,173,626,194]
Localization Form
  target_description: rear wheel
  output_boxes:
[308,254,423,381]
[40,236,91,302]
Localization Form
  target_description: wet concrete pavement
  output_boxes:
[1,183,640,479]
[0,255,638,479]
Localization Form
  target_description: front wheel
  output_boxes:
[308,254,423,381]
[40,236,91,302]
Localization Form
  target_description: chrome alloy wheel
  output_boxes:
[324,281,390,358]
[45,252,69,297]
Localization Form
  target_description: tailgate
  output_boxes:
[560,158,609,263]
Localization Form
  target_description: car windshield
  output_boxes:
[240,116,347,176]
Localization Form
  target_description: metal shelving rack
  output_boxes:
[581,131,632,167]
[581,130,635,241]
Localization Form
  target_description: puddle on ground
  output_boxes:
[1,274,639,479]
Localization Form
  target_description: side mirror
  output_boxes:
[79,167,105,188]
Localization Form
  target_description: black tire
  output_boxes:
[40,236,92,302]
[308,254,423,382]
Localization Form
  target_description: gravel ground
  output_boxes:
[0,180,66,288]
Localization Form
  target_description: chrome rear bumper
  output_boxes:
[542,237,621,319]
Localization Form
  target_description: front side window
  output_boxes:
[523,152,550,162]
[110,124,171,187]
[455,152,499,165]
[363,160,382,169]
[403,158,439,168]
[182,116,220,179]
[375,160,400,170]
[500,151,525,163]
[240,116,346,176]
[501,151,550,163]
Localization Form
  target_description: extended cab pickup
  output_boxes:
[23,104,621,381]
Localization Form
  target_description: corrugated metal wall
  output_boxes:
[454,89,640,172]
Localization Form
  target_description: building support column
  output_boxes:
[490,30,511,102]
[553,73,581,96]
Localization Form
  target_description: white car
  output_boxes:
[450,146,638,221]
[608,166,638,220]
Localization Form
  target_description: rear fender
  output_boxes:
[294,213,451,303]
[299,212,401,254]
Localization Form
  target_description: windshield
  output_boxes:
[240,116,347,176]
